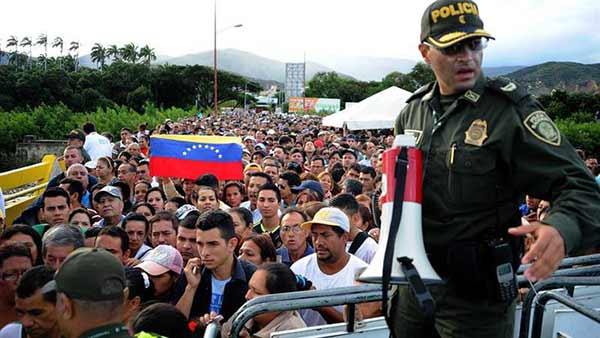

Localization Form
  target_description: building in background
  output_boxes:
[285,63,305,102]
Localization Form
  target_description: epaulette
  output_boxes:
[486,77,530,104]
[406,82,435,103]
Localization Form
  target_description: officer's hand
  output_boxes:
[508,221,565,282]
[183,257,203,289]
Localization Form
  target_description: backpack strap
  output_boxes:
[349,231,369,254]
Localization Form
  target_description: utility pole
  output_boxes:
[213,0,218,116]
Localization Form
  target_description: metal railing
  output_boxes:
[227,284,383,338]
[518,276,600,338]
[529,291,600,338]
[517,254,600,274]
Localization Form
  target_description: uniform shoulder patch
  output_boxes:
[406,82,435,103]
[486,77,529,104]
[523,111,561,146]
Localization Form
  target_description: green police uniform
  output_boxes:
[391,76,600,337]
[389,0,600,336]
[79,324,132,338]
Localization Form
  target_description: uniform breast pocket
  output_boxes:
[447,146,497,206]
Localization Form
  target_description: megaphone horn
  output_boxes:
[358,135,441,285]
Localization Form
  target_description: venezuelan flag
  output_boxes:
[149,135,243,180]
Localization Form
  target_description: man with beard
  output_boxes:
[291,207,367,326]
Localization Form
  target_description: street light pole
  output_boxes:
[213,0,242,116]
[213,0,218,116]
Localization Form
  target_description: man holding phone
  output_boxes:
[174,210,255,323]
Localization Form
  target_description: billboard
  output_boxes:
[285,63,305,101]
[288,97,341,114]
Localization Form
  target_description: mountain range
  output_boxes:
[4,48,598,95]
[503,62,600,95]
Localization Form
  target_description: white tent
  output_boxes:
[322,86,413,130]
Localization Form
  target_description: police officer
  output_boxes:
[44,248,132,338]
[391,0,600,337]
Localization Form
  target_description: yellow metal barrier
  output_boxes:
[0,155,58,226]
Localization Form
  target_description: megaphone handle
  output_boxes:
[381,148,408,337]
[398,256,435,318]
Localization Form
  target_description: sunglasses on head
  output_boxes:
[426,37,488,56]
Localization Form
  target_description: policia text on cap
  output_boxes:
[390,0,600,337]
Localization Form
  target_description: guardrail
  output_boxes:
[227,284,383,338]
[518,275,600,338]
[529,290,600,338]
[0,155,59,225]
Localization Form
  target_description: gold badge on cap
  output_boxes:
[523,111,561,146]
[464,119,488,146]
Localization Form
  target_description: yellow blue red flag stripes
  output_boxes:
[149,135,243,180]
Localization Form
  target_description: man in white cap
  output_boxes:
[290,207,367,326]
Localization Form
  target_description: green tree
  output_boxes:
[120,43,138,63]
[19,37,32,69]
[139,45,156,65]
[379,71,419,92]
[36,34,48,71]
[69,41,80,71]
[106,44,120,62]
[90,43,107,69]
[52,37,64,69]
[6,36,19,66]
[409,62,435,88]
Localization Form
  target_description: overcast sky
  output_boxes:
[2,0,599,67]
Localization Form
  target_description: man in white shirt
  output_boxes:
[82,122,112,161]
[291,207,367,326]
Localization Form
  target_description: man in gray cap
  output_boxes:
[44,248,131,338]
[391,0,600,337]
[94,186,125,227]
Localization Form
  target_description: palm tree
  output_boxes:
[36,34,48,71]
[52,36,64,69]
[20,37,32,69]
[69,41,80,71]
[106,44,120,62]
[119,43,138,63]
[139,44,157,66]
[6,36,19,66]
[90,43,107,69]
[0,39,5,64]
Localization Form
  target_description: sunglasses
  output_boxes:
[426,37,488,56]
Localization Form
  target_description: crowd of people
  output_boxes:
[0,109,599,338]
[0,111,391,338]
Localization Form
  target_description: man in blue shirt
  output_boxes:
[174,210,255,322]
